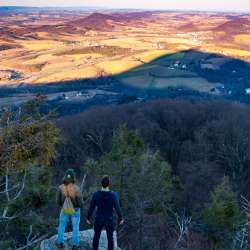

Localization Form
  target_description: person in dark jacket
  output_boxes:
[86,175,124,250]
[55,169,83,250]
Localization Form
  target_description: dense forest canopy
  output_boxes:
[55,99,250,249]
[1,98,250,249]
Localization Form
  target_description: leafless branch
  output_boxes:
[173,211,192,250]
[15,225,49,250]
[231,195,250,249]
[0,169,26,222]
[80,173,87,193]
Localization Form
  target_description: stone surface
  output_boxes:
[40,230,121,250]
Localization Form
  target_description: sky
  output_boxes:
[1,0,250,12]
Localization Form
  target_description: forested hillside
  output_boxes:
[1,98,250,249]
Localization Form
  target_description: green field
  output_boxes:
[116,51,222,92]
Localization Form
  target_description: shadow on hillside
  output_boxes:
[1,49,250,105]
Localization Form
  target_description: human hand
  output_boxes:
[86,219,91,225]
[119,219,124,225]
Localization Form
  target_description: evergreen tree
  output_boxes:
[202,177,244,249]
[0,96,60,249]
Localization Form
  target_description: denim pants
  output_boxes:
[56,208,80,246]
[93,221,114,250]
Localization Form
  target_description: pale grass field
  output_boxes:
[202,46,250,61]
[234,34,250,45]
[17,40,65,51]
[157,37,200,46]
[64,53,103,60]
[96,50,179,75]
[23,54,59,65]
[33,65,100,83]
[101,38,153,49]
[133,50,175,63]
[97,57,142,75]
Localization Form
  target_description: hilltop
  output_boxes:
[70,12,120,30]
[214,17,250,33]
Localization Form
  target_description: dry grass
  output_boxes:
[202,46,250,60]
[133,50,175,63]
[31,66,99,83]
[101,38,153,49]
[17,40,64,51]
[97,57,142,75]
[234,34,250,45]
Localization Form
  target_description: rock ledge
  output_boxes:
[40,229,121,250]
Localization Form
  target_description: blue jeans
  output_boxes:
[56,208,80,246]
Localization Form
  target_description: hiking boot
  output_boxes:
[72,246,79,250]
[55,242,64,249]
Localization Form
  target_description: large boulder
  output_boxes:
[40,230,121,250]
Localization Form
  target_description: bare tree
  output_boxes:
[0,168,26,222]
[234,195,250,249]
[231,195,250,250]
[84,132,105,154]
[173,211,192,250]
[15,225,49,250]
[80,173,87,193]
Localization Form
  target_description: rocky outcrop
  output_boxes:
[40,230,121,250]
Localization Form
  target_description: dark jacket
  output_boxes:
[87,190,123,223]
[56,184,83,209]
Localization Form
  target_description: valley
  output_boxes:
[1,9,250,110]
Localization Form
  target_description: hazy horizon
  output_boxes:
[1,0,250,12]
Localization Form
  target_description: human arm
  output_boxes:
[113,192,123,224]
[75,186,84,209]
[87,192,96,221]
[56,188,63,207]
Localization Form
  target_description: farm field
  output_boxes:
[0,9,250,94]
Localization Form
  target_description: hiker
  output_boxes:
[55,169,83,250]
[86,175,124,250]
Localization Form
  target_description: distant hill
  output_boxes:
[214,17,250,33]
[32,12,120,34]
[179,22,198,32]
[112,11,153,22]
[70,11,153,30]
[70,12,119,30]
